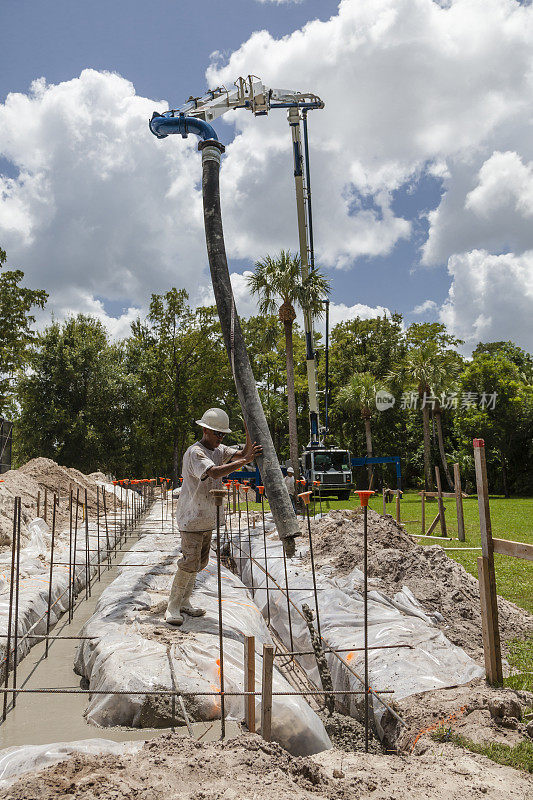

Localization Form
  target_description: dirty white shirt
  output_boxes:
[176,441,238,532]
[284,475,295,496]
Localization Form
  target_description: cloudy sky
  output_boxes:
[1,0,533,351]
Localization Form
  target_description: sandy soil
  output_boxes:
[0,731,531,800]
[303,509,533,663]
[380,678,533,753]
[0,458,126,551]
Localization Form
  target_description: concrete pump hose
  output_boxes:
[199,140,300,554]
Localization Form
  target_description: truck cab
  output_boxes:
[301,447,353,499]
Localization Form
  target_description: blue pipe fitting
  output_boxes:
[149,112,219,142]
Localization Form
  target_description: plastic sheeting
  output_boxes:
[237,513,484,736]
[0,738,143,789]
[74,504,331,757]
[0,485,132,677]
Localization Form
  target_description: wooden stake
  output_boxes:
[473,439,502,685]
[244,635,256,733]
[421,491,425,535]
[425,513,441,537]
[44,488,48,523]
[395,492,400,524]
[454,463,465,542]
[261,644,274,742]
[37,491,40,518]
[435,466,447,537]
[382,488,386,516]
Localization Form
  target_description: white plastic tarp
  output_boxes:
[237,513,484,736]
[75,506,331,757]
[0,738,143,789]
[0,486,131,676]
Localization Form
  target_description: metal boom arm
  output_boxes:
[150,75,325,447]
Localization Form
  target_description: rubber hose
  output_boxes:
[199,142,300,547]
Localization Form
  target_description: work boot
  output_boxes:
[181,572,207,617]
[165,568,190,625]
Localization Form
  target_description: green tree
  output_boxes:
[390,324,463,491]
[338,372,385,484]
[454,353,533,497]
[126,292,235,483]
[247,251,330,476]
[0,246,47,414]
[16,315,129,472]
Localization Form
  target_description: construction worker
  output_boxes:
[284,466,296,511]
[166,407,262,625]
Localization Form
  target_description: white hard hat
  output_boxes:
[287,466,294,474]
[196,408,232,433]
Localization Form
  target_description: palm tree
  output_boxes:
[389,343,441,492]
[247,250,330,477]
[431,363,461,491]
[338,372,384,485]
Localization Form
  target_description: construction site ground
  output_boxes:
[0,460,531,797]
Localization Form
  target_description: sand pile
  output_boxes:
[0,458,124,551]
[304,510,533,662]
[1,730,531,800]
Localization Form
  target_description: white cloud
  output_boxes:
[2,1,533,350]
[0,70,208,336]
[439,249,533,350]
[209,0,533,274]
[326,301,391,330]
[423,150,533,265]
[411,299,438,315]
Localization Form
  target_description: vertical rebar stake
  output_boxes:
[305,500,321,639]
[12,498,21,708]
[68,490,73,621]
[45,496,57,658]
[96,487,101,580]
[72,489,80,617]
[3,497,18,721]
[258,487,270,625]
[84,489,90,599]
[244,487,254,596]
[211,489,227,740]
[363,502,369,752]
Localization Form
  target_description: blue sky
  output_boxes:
[1,1,532,350]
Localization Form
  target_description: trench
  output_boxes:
[0,499,239,749]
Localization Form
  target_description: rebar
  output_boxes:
[45,496,57,658]
[215,503,225,739]
[2,497,18,721]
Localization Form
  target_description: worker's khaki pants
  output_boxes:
[178,530,213,573]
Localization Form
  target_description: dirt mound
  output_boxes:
[304,510,533,662]
[0,468,42,548]
[0,733,340,800]
[0,458,123,552]
[2,730,532,800]
[88,471,108,482]
[381,678,533,755]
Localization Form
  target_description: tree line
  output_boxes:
[1,248,532,495]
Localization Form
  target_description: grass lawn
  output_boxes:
[240,490,533,615]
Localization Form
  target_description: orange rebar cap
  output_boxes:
[355,490,375,507]
[313,480,320,486]
[298,491,312,505]
[473,438,485,448]
[243,485,250,492]
[257,485,265,495]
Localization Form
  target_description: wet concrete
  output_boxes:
[0,505,181,748]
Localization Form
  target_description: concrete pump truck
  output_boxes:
[150,77,353,499]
